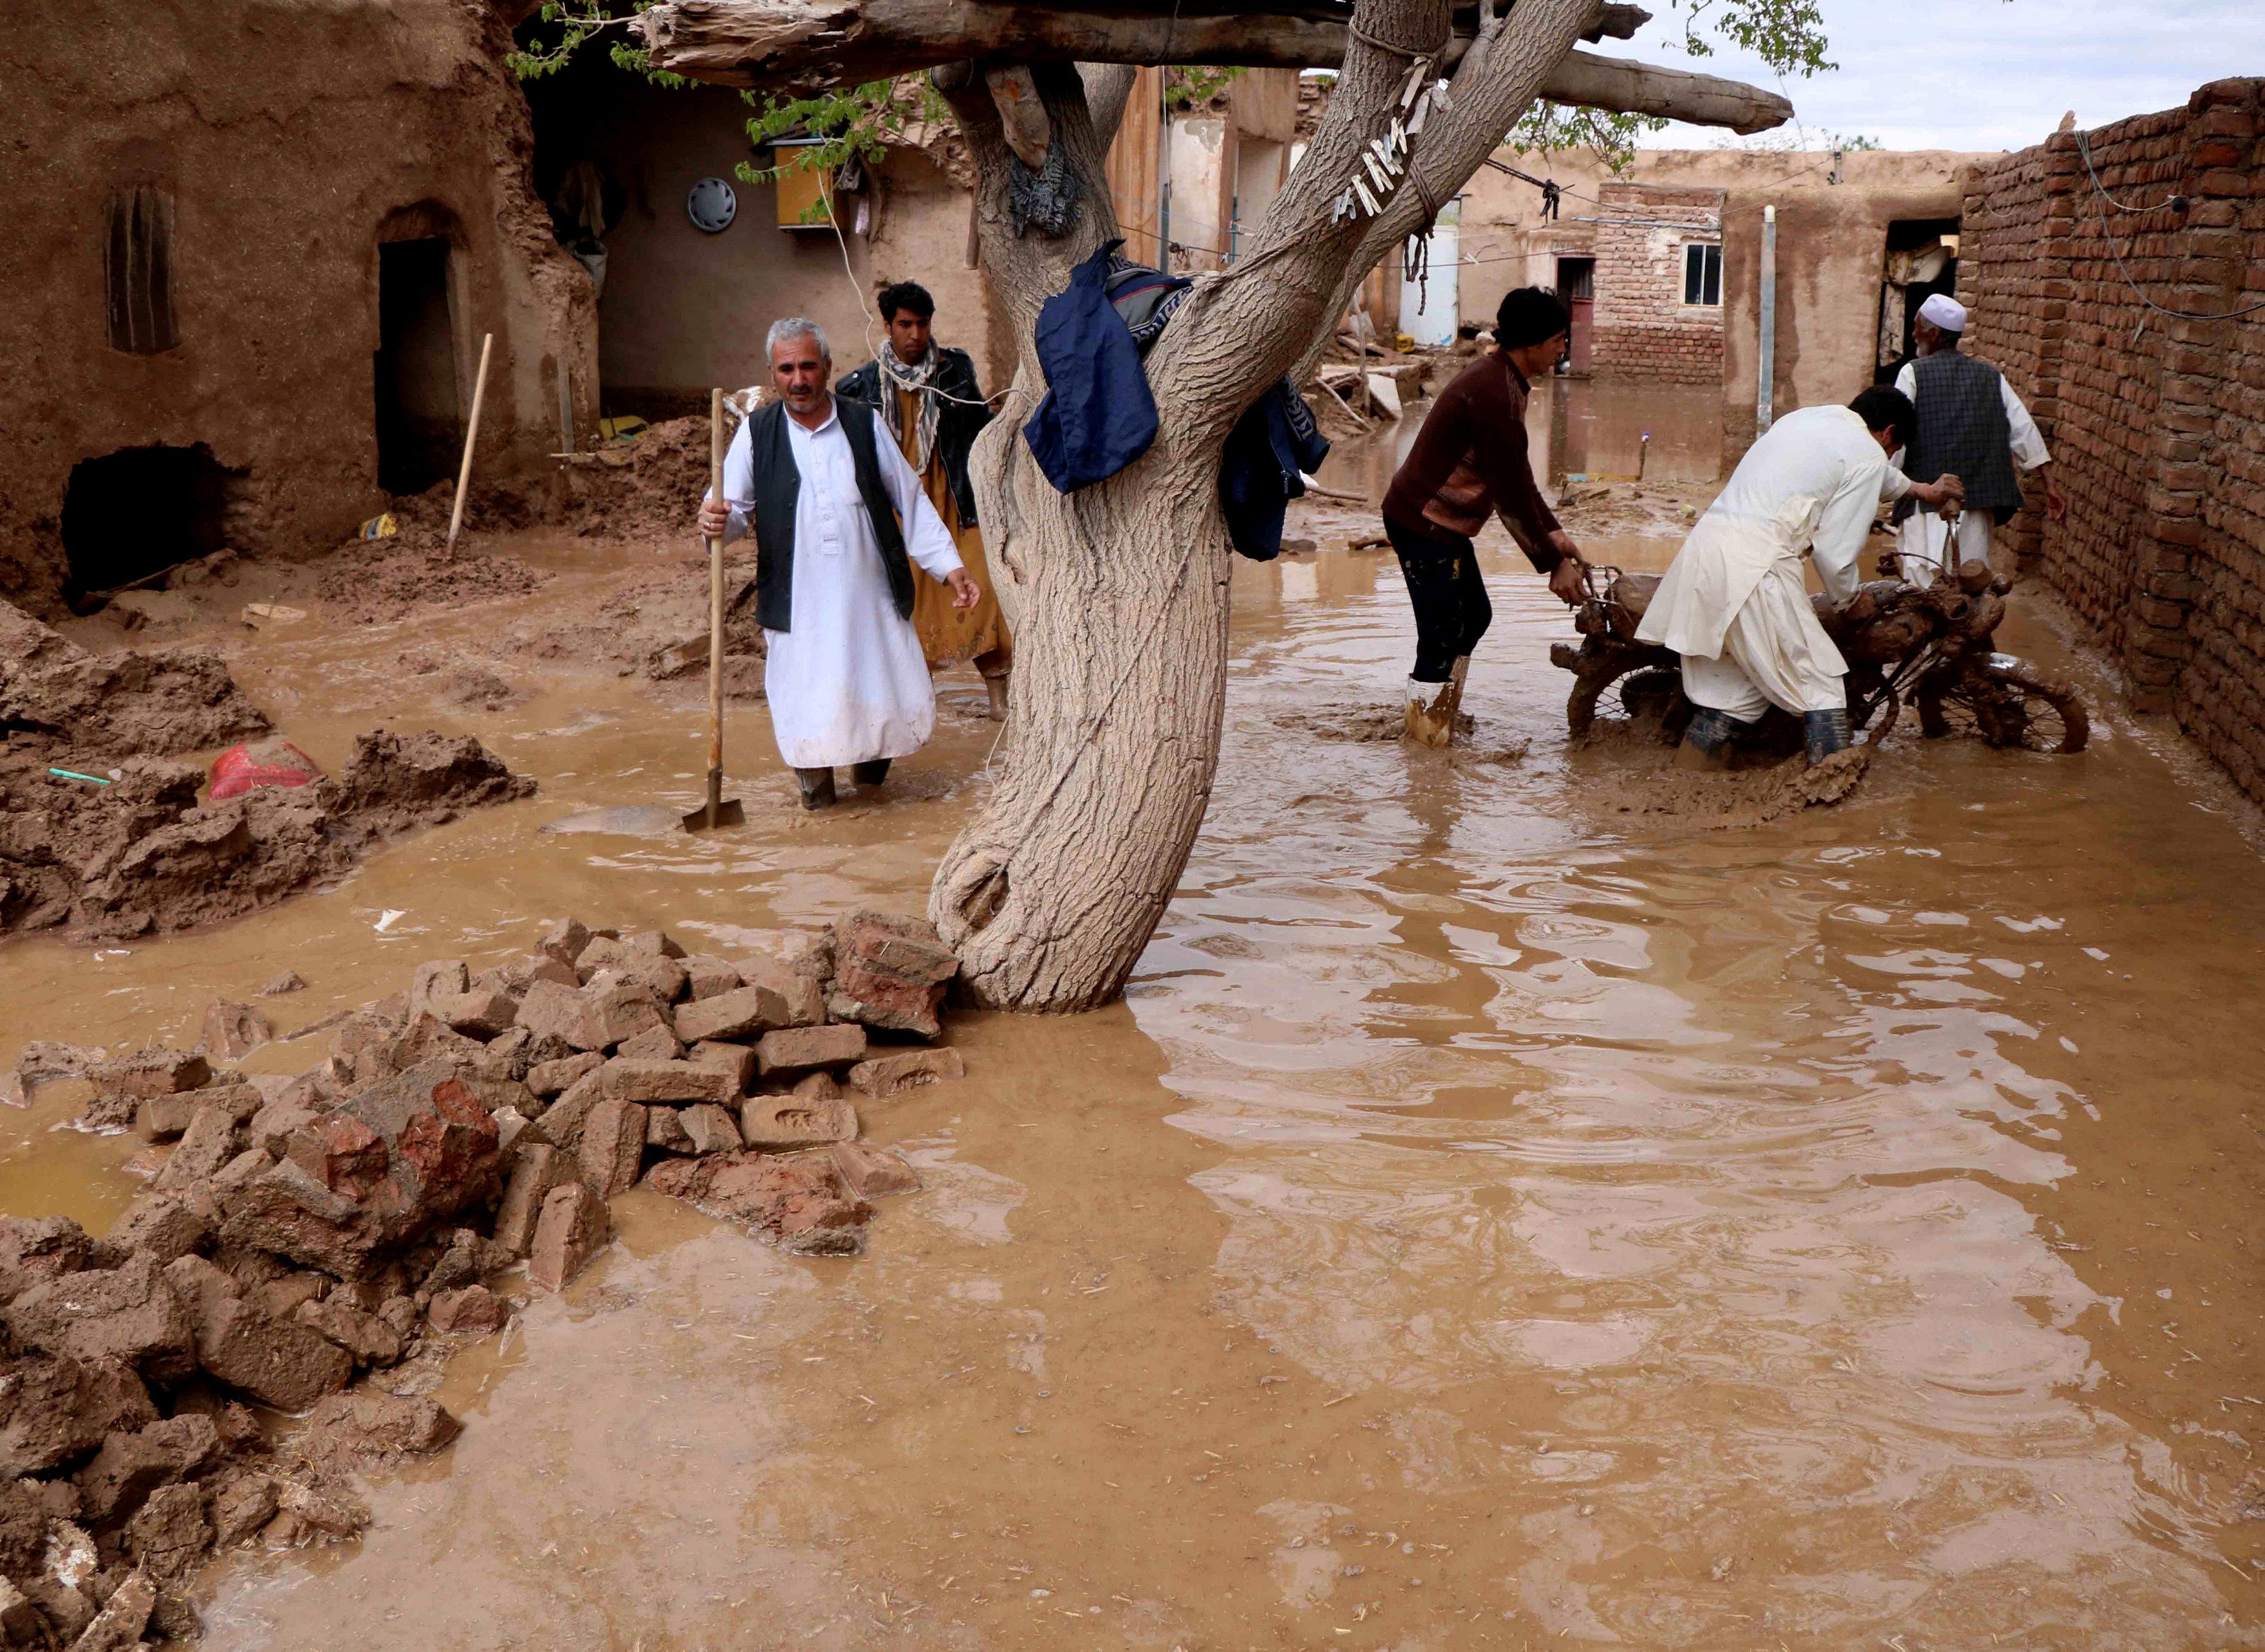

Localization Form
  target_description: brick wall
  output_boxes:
[1962,79,2265,801]
[1591,182,1725,385]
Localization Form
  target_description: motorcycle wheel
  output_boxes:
[1567,650,1664,739]
[1923,660,2090,754]
[1846,666,1899,744]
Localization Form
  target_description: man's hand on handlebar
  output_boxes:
[1908,472,1965,517]
[1547,533,1587,606]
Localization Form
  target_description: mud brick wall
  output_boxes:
[1591,183,1726,386]
[1962,80,2265,800]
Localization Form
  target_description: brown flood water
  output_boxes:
[4,441,2265,1649]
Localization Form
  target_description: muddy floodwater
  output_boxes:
[4,464,2265,1648]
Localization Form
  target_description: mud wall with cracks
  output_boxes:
[1961,78,2265,803]
[0,0,598,617]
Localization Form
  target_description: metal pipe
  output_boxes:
[1756,203,1777,435]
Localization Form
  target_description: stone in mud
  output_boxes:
[682,1103,744,1156]
[0,1351,158,1478]
[89,1050,211,1103]
[613,1022,683,1063]
[527,1182,610,1292]
[830,1141,921,1199]
[740,1094,857,1149]
[302,1391,460,1470]
[210,1147,276,1206]
[755,1023,867,1077]
[247,1097,318,1158]
[126,1482,212,1581]
[139,1080,261,1143]
[670,983,794,1045]
[255,1270,327,1323]
[5,1255,195,1383]
[151,1105,241,1194]
[829,909,958,1039]
[104,1195,211,1267]
[199,1000,272,1060]
[578,1096,647,1197]
[189,1284,353,1413]
[208,1471,278,1547]
[381,1011,491,1074]
[536,1068,605,1152]
[527,1050,602,1099]
[622,929,687,961]
[74,1415,221,1525]
[0,1215,105,1284]
[426,1285,505,1336]
[523,954,580,990]
[681,957,743,1001]
[409,960,470,1018]
[220,1060,502,1277]
[646,1152,870,1255]
[516,979,663,1053]
[434,986,519,1040]
[492,1144,562,1258]
[272,1477,370,1539]
[601,1058,735,1106]
[847,1046,966,1098]
[67,1565,155,1651]
[646,1107,694,1153]
[260,971,306,997]
[790,1070,842,1102]
[688,1040,756,1096]
[293,1296,402,1369]
[79,1092,140,1134]
[537,916,591,967]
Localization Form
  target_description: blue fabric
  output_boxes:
[1022,239,1158,492]
[1220,377,1332,562]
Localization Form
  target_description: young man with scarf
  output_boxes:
[837,281,1013,720]
[1380,287,1590,747]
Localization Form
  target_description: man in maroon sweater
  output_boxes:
[1381,287,1589,746]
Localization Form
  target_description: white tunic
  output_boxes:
[715,398,964,769]
[1637,404,1912,662]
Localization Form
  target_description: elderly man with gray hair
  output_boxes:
[698,318,980,809]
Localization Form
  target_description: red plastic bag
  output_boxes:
[208,738,323,800]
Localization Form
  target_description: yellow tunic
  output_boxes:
[895,386,1010,672]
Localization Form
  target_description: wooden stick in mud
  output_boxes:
[683,388,744,831]
[444,331,494,561]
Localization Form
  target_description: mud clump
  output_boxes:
[0,910,951,1644]
[553,414,736,542]
[311,544,549,627]
[1595,744,1873,828]
[1,600,268,761]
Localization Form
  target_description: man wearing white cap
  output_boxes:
[1890,294,2066,586]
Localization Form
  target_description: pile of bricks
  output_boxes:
[1962,78,2265,799]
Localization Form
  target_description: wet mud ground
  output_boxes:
[5,403,2265,1647]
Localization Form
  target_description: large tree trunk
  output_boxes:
[639,0,1786,1011]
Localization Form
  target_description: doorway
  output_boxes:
[1876,217,1960,382]
[59,444,236,600]
[1556,255,1595,376]
[373,237,460,494]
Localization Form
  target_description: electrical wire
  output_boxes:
[2073,131,2265,323]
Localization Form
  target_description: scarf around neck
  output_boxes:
[879,342,944,477]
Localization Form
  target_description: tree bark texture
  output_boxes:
[635,0,1789,132]
[641,0,1782,1010]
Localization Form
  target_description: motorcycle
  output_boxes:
[1549,553,2088,757]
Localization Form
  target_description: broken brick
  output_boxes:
[846,1046,966,1098]
[755,1022,867,1077]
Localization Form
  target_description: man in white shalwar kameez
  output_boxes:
[1637,387,1963,767]
[697,318,978,809]
[1890,293,2066,586]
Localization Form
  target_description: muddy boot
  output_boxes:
[1802,708,1851,765]
[1437,655,1473,745]
[983,674,1010,721]
[795,767,837,810]
[1674,707,1738,771]
[1403,677,1455,749]
[850,758,891,788]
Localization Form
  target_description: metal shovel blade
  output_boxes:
[682,782,746,833]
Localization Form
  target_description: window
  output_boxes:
[106,182,177,354]
[1682,241,1722,307]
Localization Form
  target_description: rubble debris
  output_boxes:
[1,607,537,942]
[0,907,960,1645]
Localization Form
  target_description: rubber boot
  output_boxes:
[1674,706,1738,771]
[1803,708,1851,765]
[984,674,1010,721]
[795,767,837,810]
[851,758,892,788]
[1437,655,1473,747]
[1403,677,1454,749]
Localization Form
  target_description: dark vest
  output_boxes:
[1896,349,2024,523]
[748,396,913,633]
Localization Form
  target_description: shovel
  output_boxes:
[684,387,746,832]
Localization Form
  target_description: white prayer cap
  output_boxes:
[1918,293,1968,333]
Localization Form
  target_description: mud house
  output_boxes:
[0,0,598,617]
[1457,147,1984,465]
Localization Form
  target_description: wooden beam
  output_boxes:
[634,1,1790,133]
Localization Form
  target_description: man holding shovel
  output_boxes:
[696,318,978,810]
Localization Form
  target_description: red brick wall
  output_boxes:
[1591,182,1725,386]
[1961,79,2265,800]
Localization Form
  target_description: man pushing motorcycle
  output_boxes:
[1637,386,1965,769]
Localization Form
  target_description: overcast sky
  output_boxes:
[1617,0,2265,153]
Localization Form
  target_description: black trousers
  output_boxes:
[1387,518,1492,682]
